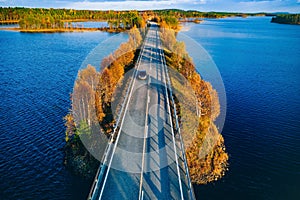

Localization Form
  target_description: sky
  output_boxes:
[0,0,299,13]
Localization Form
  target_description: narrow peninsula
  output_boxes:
[62,12,229,186]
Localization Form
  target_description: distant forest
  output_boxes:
[271,14,300,25]
[0,7,145,30]
[0,7,268,30]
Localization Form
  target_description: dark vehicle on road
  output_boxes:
[138,70,147,80]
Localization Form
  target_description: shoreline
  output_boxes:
[271,21,300,25]
[0,27,128,33]
[0,15,275,34]
[61,19,107,22]
[0,20,19,24]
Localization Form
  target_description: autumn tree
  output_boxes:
[129,26,142,48]
[64,113,76,142]
[72,79,96,127]
[72,65,99,129]
[77,64,98,90]
[100,53,114,69]
[160,28,176,51]
[114,43,134,66]
[98,68,113,106]
[95,90,105,122]
[110,62,124,86]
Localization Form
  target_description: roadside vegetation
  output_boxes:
[160,26,229,184]
[63,26,143,178]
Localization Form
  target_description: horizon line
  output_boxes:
[1,6,298,14]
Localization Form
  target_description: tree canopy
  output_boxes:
[271,14,300,25]
[160,27,228,184]
[0,7,146,30]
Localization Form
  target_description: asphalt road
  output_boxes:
[98,24,190,200]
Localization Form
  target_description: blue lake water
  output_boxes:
[0,17,299,199]
[182,17,300,200]
[70,21,108,28]
[0,31,112,199]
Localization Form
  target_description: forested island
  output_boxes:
[0,7,267,32]
[63,13,228,185]
[271,14,300,25]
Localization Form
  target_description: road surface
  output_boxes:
[91,24,192,200]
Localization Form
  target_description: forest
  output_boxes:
[153,9,266,19]
[0,7,268,31]
[271,14,300,25]
[0,7,146,30]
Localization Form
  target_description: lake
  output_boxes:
[0,17,299,199]
[182,17,300,200]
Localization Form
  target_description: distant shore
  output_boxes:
[271,14,300,25]
[0,27,127,33]
[0,20,19,24]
